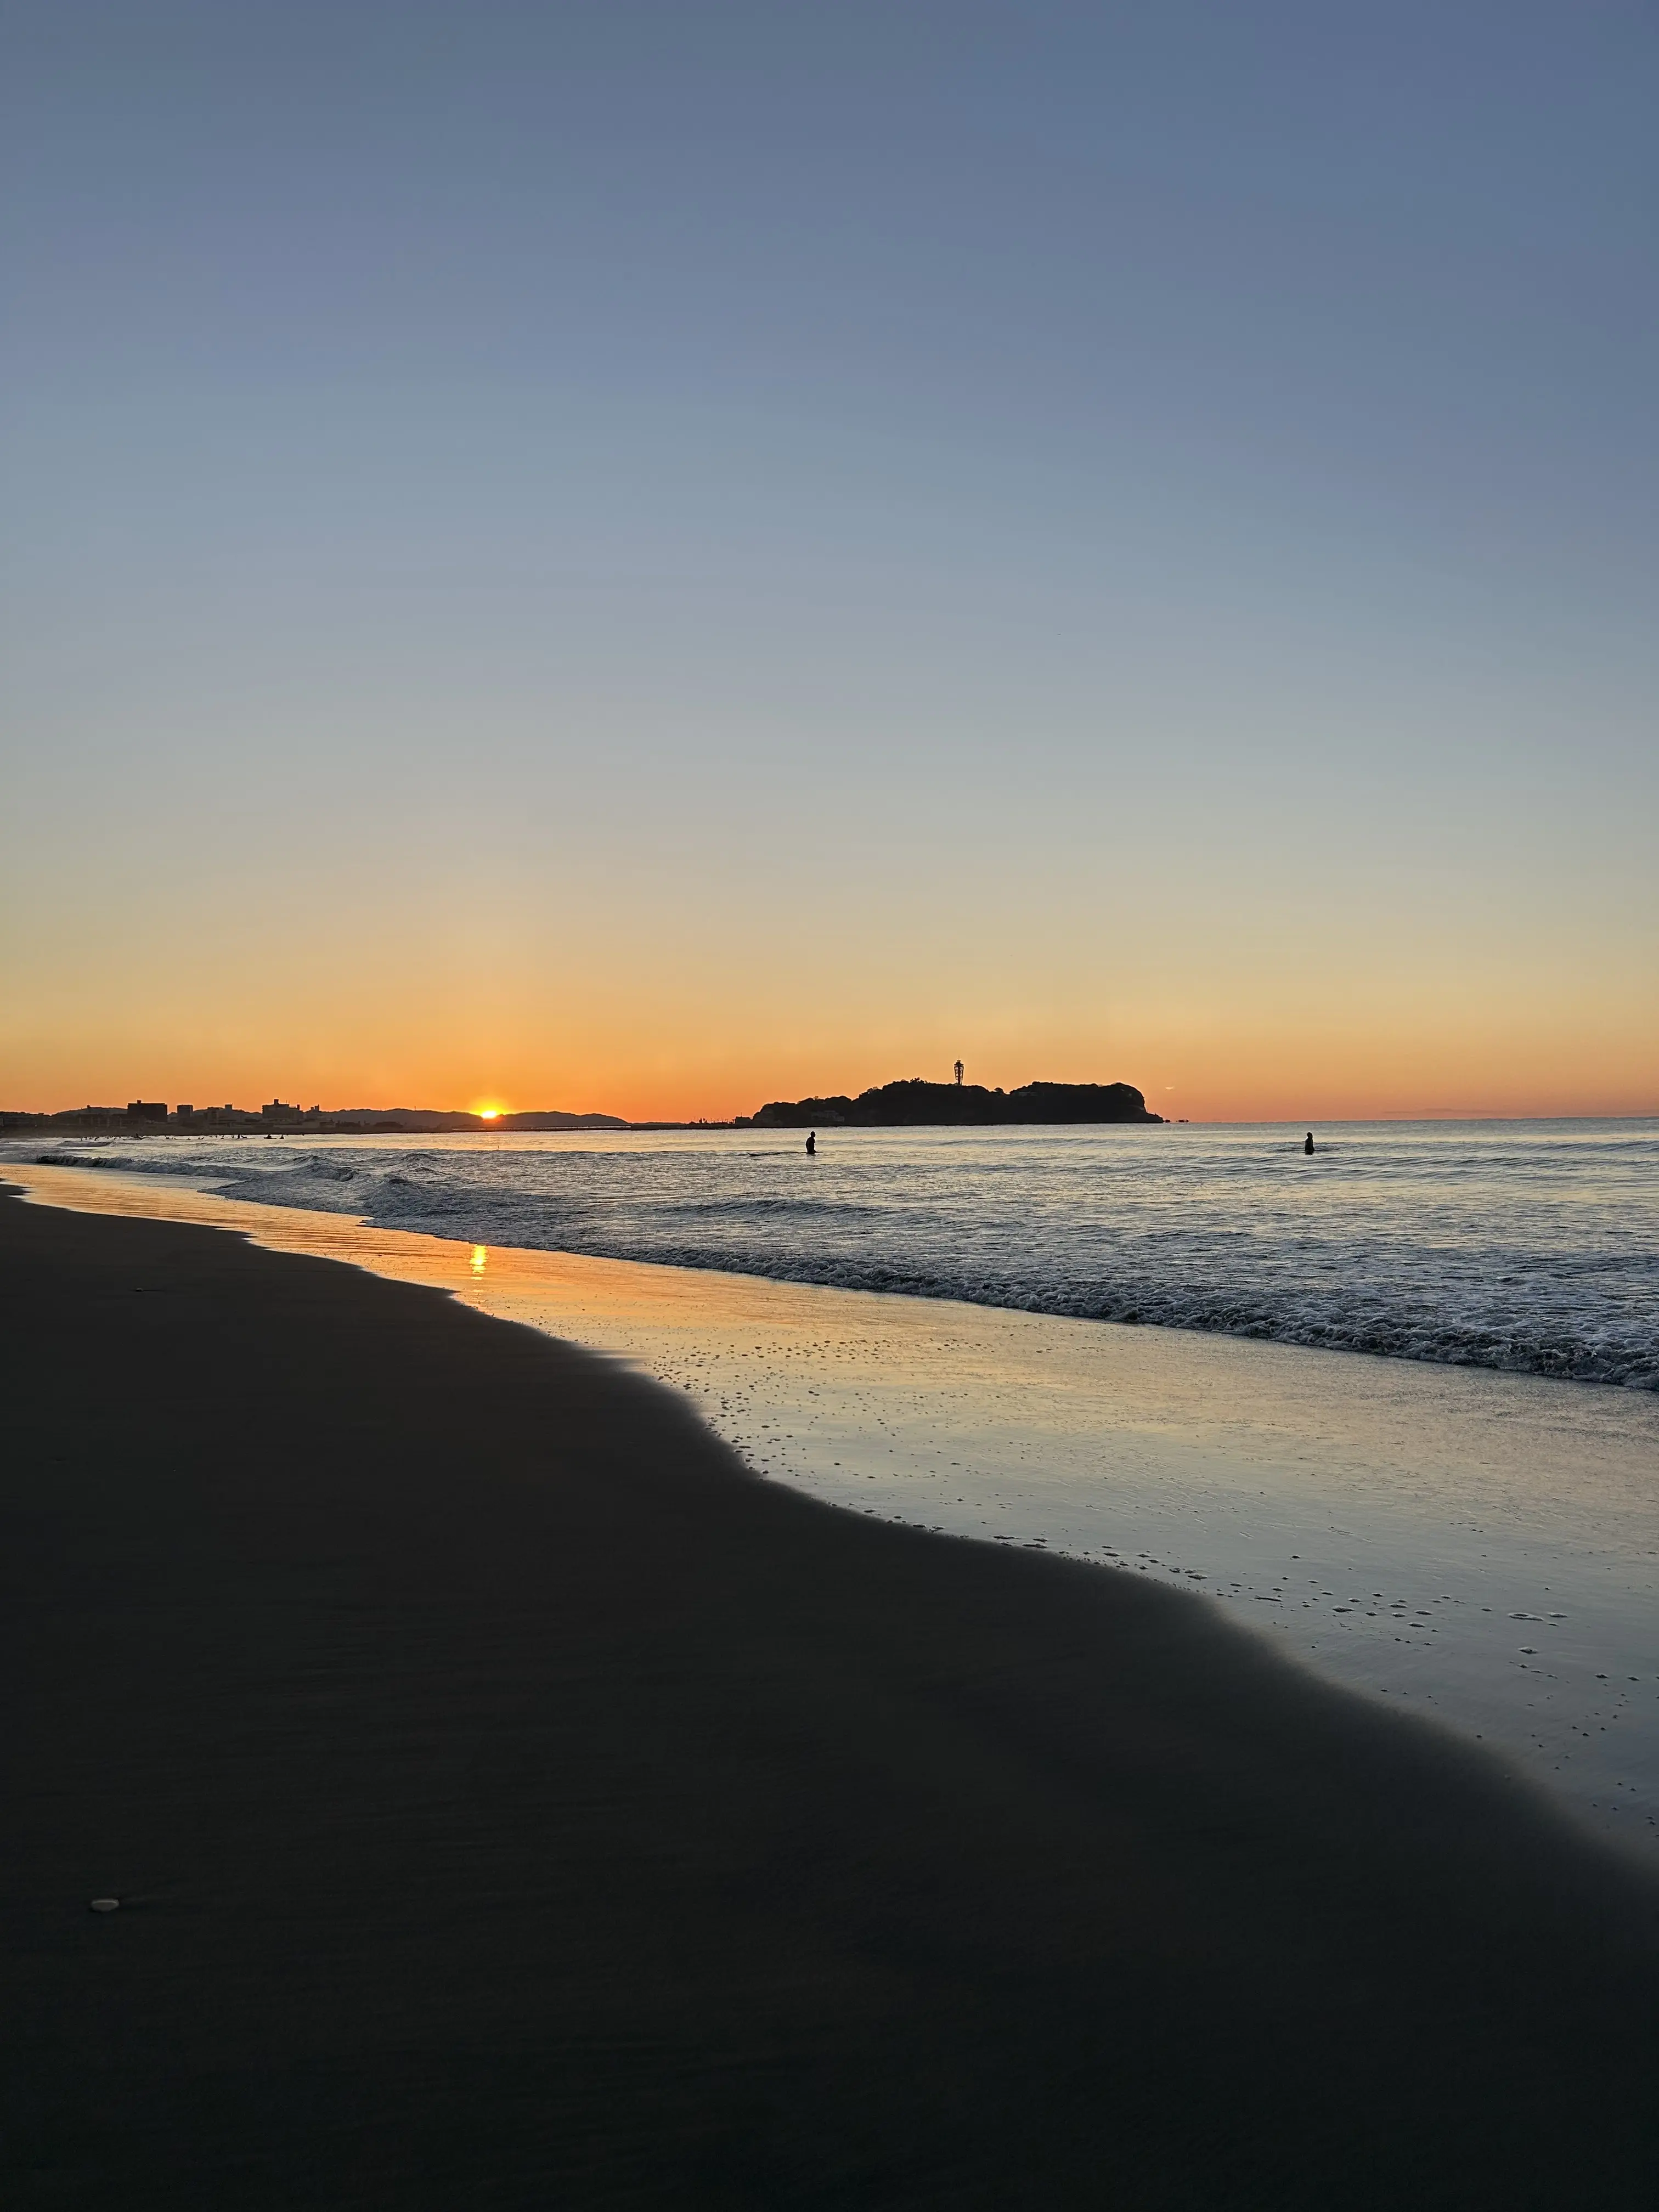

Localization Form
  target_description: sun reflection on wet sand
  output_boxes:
[7,1158,1657,1855]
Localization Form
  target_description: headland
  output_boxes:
[746,1076,1164,1126]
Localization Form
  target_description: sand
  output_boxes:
[3,1184,1658,2208]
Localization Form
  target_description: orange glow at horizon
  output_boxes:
[5,881,1655,1127]
[10,1018,1656,1128]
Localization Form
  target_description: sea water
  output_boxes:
[20,1118,1658,1389]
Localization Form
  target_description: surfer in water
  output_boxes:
[1304,1132,1315,1155]
[805,1131,816,1156]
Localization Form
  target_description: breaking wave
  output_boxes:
[16,1119,1658,1390]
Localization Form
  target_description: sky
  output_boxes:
[3,1,1655,1122]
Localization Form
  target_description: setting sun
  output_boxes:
[480,1109,499,1120]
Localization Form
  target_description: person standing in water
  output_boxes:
[1304,1132,1315,1155]
[805,1131,816,1156]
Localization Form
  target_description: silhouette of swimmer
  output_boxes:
[805,1132,816,1156]
[1304,1132,1315,1155]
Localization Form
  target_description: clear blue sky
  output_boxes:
[3,2,1655,1116]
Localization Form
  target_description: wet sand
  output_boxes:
[4,1186,1659,2208]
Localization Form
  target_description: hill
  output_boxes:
[747,1079,1162,1128]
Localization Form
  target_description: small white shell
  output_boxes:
[89,1897,120,1913]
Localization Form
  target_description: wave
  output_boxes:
[14,1132,1656,1392]
[476,1234,1655,1390]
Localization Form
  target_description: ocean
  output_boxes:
[22,1116,1659,1389]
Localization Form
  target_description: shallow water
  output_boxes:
[17,1116,1659,1387]
[12,1160,1658,1860]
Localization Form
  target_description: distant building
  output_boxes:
[954,1060,964,1086]
[126,1101,167,1122]
[176,1104,195,1120]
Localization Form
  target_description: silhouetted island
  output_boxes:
[745,1079,1163,1128]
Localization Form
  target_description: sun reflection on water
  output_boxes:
[470,1245,488,1277]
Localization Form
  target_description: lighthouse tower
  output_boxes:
[953,1060,964,1086]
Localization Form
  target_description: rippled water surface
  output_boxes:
[15,1118,1658,1387]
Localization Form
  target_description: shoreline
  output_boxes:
[8,1158,1659,1858]
[4,1184,1659,2203]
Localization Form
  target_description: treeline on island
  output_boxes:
[742,1079,1163,1128]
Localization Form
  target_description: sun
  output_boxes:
[479,1109,499,1120]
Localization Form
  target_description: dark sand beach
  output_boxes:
[4,1186,1658,2208]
